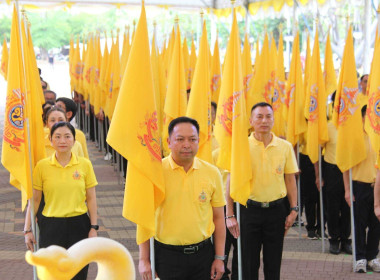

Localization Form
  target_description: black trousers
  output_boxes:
[155,240,214,280]
[39,213,91,280]
[240,201,287,280]
[353,181,380,261]
[323,161,350,242]
[300,154,321,232]
[221,206,238,280]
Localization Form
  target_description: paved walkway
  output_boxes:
[0,107,379,279]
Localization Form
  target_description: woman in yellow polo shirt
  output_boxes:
[25,122,98,280]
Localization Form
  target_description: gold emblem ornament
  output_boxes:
[199,190,207,203]
[72,170,81,180]
[276,165,282,175]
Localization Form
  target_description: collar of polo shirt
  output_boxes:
[50,152,79,168]
[168,154,200,170]
[250,132,278,147]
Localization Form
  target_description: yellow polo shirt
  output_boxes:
[155,155,225,245]
[212,148,228,194]
[44,127,84,158]
[33,153,98,217]
[249,133,298,202]
[357,92,368,108]
[352,133,376,183]
[75,129,89,159]
[324,121,337,165]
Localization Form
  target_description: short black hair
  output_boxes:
[360,74,368,82]
[251,102,273,113]
[45,106,67,125]
[361,105,367,118]
[44,90,56,98]
[50,121,76,140]
[56,97,77,121]
[211,101,217,111]
[168,116,199,136]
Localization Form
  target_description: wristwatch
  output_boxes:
[215,255,226,261]
[290,206,299,213]
[90,225,99,230]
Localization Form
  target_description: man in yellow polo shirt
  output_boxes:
[138,117,226,280]
[343,105,380,273]
[226,102,298,280]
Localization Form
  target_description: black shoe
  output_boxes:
[316,230,328,239]
[307,230,318,240]
[341,242,352,255]
[329,241,341,255]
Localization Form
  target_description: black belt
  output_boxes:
[154,238,211,254]
[247,197,285,208]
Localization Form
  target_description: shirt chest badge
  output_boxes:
[199,190,207,203]
[73,170,81,180]
[276,165,283,175]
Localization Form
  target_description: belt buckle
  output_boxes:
[261,202,269,208]
[184,246,198,254]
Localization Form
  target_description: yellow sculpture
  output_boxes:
[25,237,136,280]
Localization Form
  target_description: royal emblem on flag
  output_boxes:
[219,90,243,135]
[285,84,295,108]
[367,87,380,134]
[137,111,161,161]
[3,89,25,152]
[211,74,221,92]
[336,85,359,125]
[243,74,252,93]
[308,84,318,122]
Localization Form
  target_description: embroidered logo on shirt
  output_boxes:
[73,170,81,180]
[276,165,283,175]
[199,191,207,203]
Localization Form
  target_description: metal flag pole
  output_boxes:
[16,3,37,279]
[236,202,242,280]
[93,113,98,147]
[86,101,90,140]
[297,142,302,238]
[104,117,110,160]
[349,169,357,271]
[98,119,103,152]
[150,238,155,279]
[318,145,325,252]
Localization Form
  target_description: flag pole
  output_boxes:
[150,237,156,279]
[297,142,302,238]
[236,202,242,280]
[16,2,38,279]
[349,168,357,271]
[318,145,325,252]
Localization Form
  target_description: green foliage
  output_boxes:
[0,16,11,41]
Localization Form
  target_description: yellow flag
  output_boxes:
[151,33,163,139]
[164,27,175,79]
[186,22,212,163]
[162,26,188,156]
[77,38,86,95]
[211,35,221,103]
[1,6,46,210]
[304,29,329,163]
[214,9,252,205]
[303,34,311,98]
[108,33,121,121]
[247,33,272,115]
[332,26,366,172]
[83,34,95,102]
[273,33,286,137]
[93,34,102,115]
[182,37,191,90]
[98,37,109,112]
[242,33,253,99]
[72,37,81,93]
[1,37,9,80]
[365,29,380,154]
[120,28,131,78]
[106,3,165,245]
[284,32,307,146]
[189,36,197,87]
[324,32,337,96]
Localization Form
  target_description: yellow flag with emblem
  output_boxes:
[365,29,380,154]
[106,3,165,245]
[162,26,188,156]
[214,9,252,205]
[189,35,197,87]
[273,33,286,137]
[284,32,307,146]
[324,32,337,97]
[332,26,366,172]
[211,34,221,103]
[1,6,46,210]
[1,37,9,80]
[304,29,329,163]
[186,22,212,163]
[151,33,163,140]
[98,38,109,113]
[182,37,191,90]
[242,33,253,101]
[304,34,311,99]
